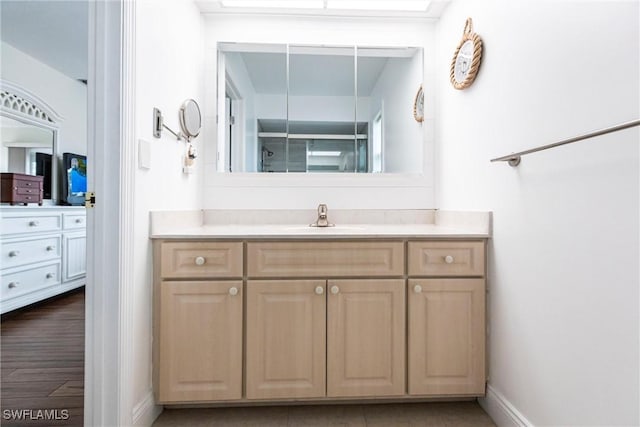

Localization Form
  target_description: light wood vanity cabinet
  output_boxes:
[154,241,244,403]
[158,280,243,402]
[407,241,486,396]
[246,280,326,399]
[154,238,486,404]
[326,279,405,398]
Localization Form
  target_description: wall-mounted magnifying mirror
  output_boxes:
[179,99,201,141]
[153,99,202,142]
[217,42,424,174]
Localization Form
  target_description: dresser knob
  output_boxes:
[46,246,55,252]
[8,250,19,257]
[228,287,238,296]
[75,218,83,223]
[194,256,206,266]
[330,285,340,295]
[315,286,324,295]
[444,255,455,264]
[413,284,422,293]
[46,273,55,279]
[29,220,39,227]
[8,282,19,289]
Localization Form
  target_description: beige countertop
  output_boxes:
[149,209,491,239]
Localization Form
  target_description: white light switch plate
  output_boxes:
[138,139,151,169]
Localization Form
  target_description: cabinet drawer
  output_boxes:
[2,236,61,269]
[63,213,86,230]
[247,241,404,278]
[1,262,61,299]
[16,187,43,196]
[408,241,485,277]
[160,241,243,279]
[1,215,61,236]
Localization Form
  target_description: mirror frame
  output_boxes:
[179,98,202,141]
[0,79,62,204]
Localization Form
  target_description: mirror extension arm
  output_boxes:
[153,107,183,141]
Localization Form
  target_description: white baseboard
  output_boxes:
[479,385,533,427]
[132,391,162,427]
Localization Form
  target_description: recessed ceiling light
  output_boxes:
[326,0,430,11]
[221,0,325,8]
[309,151,342,157]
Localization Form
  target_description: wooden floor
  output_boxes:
[1,289,84,426]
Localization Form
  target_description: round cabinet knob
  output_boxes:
[46,273,55,279]
[8,250,19,257]
[8,282,19,289]
[413,284,422,293]
[194,256,206,266]
[444,255,455,264]
[75,218,83,223]
[315,286,324,295]
[330,285,340,295]
[29,221,39,227]
[46,246,55,252]
[228,287,238,296]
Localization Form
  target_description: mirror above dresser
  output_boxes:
[0,80,60,205]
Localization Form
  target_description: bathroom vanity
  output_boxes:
[151,210,489,405]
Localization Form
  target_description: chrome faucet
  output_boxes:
[310,204,334,227]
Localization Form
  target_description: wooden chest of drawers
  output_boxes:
[1,173,44,205]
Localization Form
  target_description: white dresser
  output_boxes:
[1,206,86,313]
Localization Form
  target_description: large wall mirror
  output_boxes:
[0,116,55,198]
[0,83,60,202]
[218,43,424,174]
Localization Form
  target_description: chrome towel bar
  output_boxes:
[491,119,640,167]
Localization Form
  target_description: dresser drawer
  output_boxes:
[1,262,61,299]
[247,241,404,278]
[160,241,243,279]
[408,241,485,277]
[2,236,61,269]
[63,213,86,230]
[1,215,61,236]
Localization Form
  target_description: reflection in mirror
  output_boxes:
[358,47,423,173]
[0,116,55,198]
[218,43,423,174]
[221,43,287,172]
[287,45,358,173]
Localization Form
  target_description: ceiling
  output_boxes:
[1,1,88,81]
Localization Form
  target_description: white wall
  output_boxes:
[131,0,204,423]
[203,14,436,209]
[436,1,639,425]
[1,42,87,155]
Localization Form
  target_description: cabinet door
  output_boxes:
[327,279,405,397]
[63,232,86,281]
[408,279,485,396]
[159,281,243,402]
[246,280,326,399]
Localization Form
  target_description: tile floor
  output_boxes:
[153,401,496,426]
